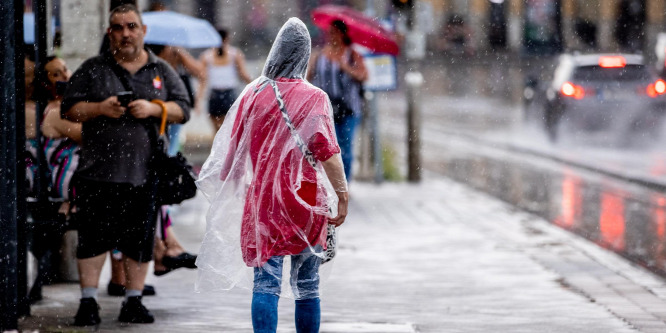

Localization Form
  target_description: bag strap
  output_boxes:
[267,80,317,169]
[109,60,133,93]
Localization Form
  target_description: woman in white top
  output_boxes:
[197,29,252,132]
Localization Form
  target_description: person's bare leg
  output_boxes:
[153,236,168,272]
[78,253,107,289]
[110,253,126,285]
[163,226,185,257]
[123,256,149,291]
[210,115,225,133]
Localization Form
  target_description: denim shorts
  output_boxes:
[208,89,236,117]
[253,246,322,300]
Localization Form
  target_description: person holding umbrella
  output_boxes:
[307,19,368,181]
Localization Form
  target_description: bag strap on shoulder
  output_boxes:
[267,80,317,169]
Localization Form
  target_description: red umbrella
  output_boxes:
[311,5,400,55]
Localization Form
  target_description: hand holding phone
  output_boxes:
[117,91,135,108]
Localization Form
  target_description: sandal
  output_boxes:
[153,267,174,277]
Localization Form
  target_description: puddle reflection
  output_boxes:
[555,173,582,230]
[445,155,666,277]
[599,192,626,252]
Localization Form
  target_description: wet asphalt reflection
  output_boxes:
[441,153,666,278]
[386,55,666,279]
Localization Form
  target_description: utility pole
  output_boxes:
[405,71,423,182]
[1,0,26,330]
[393,0,424,182]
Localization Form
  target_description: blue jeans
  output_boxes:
[334,114,359,181]
[252,247,322,333]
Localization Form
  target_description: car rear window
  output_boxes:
[573,65,650,81]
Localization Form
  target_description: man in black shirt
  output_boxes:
[61,4,190,325]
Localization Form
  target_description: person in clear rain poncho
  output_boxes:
[195,18,349,333]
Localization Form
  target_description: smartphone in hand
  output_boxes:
[117,91,135,108]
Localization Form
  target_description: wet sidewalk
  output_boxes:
[20,172,666,332]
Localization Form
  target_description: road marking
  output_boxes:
[321,322,416,333]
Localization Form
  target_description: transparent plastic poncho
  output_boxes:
[195,18,347,298]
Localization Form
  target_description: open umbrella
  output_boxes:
[23,12,56,44]
[142,11,221,48]
[311,5,399,55]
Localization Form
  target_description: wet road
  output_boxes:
[378,55,666,279]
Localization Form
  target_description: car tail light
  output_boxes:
[647,79,666,97]
[599,56,626,68]
[561,82,585,99]
[657,80,666,94]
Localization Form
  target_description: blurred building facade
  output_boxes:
[416,0,665,58]
[142,0,665,57]
[52,0,666,70]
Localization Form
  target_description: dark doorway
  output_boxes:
[614,0,646,53]
[488,1,507,49]
[575,19,597,48]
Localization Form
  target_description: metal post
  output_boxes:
[0,0,24,330]
[403,2,425,183]
[369,92,384,183]
[33,0,49,202]
[405,72,423,182]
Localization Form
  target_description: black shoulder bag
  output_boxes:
[110,63,197,206]
[150,100,197,205]
[266,80,337,264]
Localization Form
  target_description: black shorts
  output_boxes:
[208,89,236,117]
[73,178,157,263]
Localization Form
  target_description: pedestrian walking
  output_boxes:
[307,19,367,181]
[60,4,190,325]
[197,28,252,133]
[196,18,348,333]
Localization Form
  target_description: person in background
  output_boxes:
[35,56,78,202]
[61,4,190,325]
[146,43,205,155]
[307,20,367,181]
[145,0,205,156]
[437,14,475,56]
[197,28,252,133]
[24,48,39,199]
[25,55,72,304]
[24,48,36,145]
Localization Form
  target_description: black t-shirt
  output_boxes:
[61,50,190,186]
